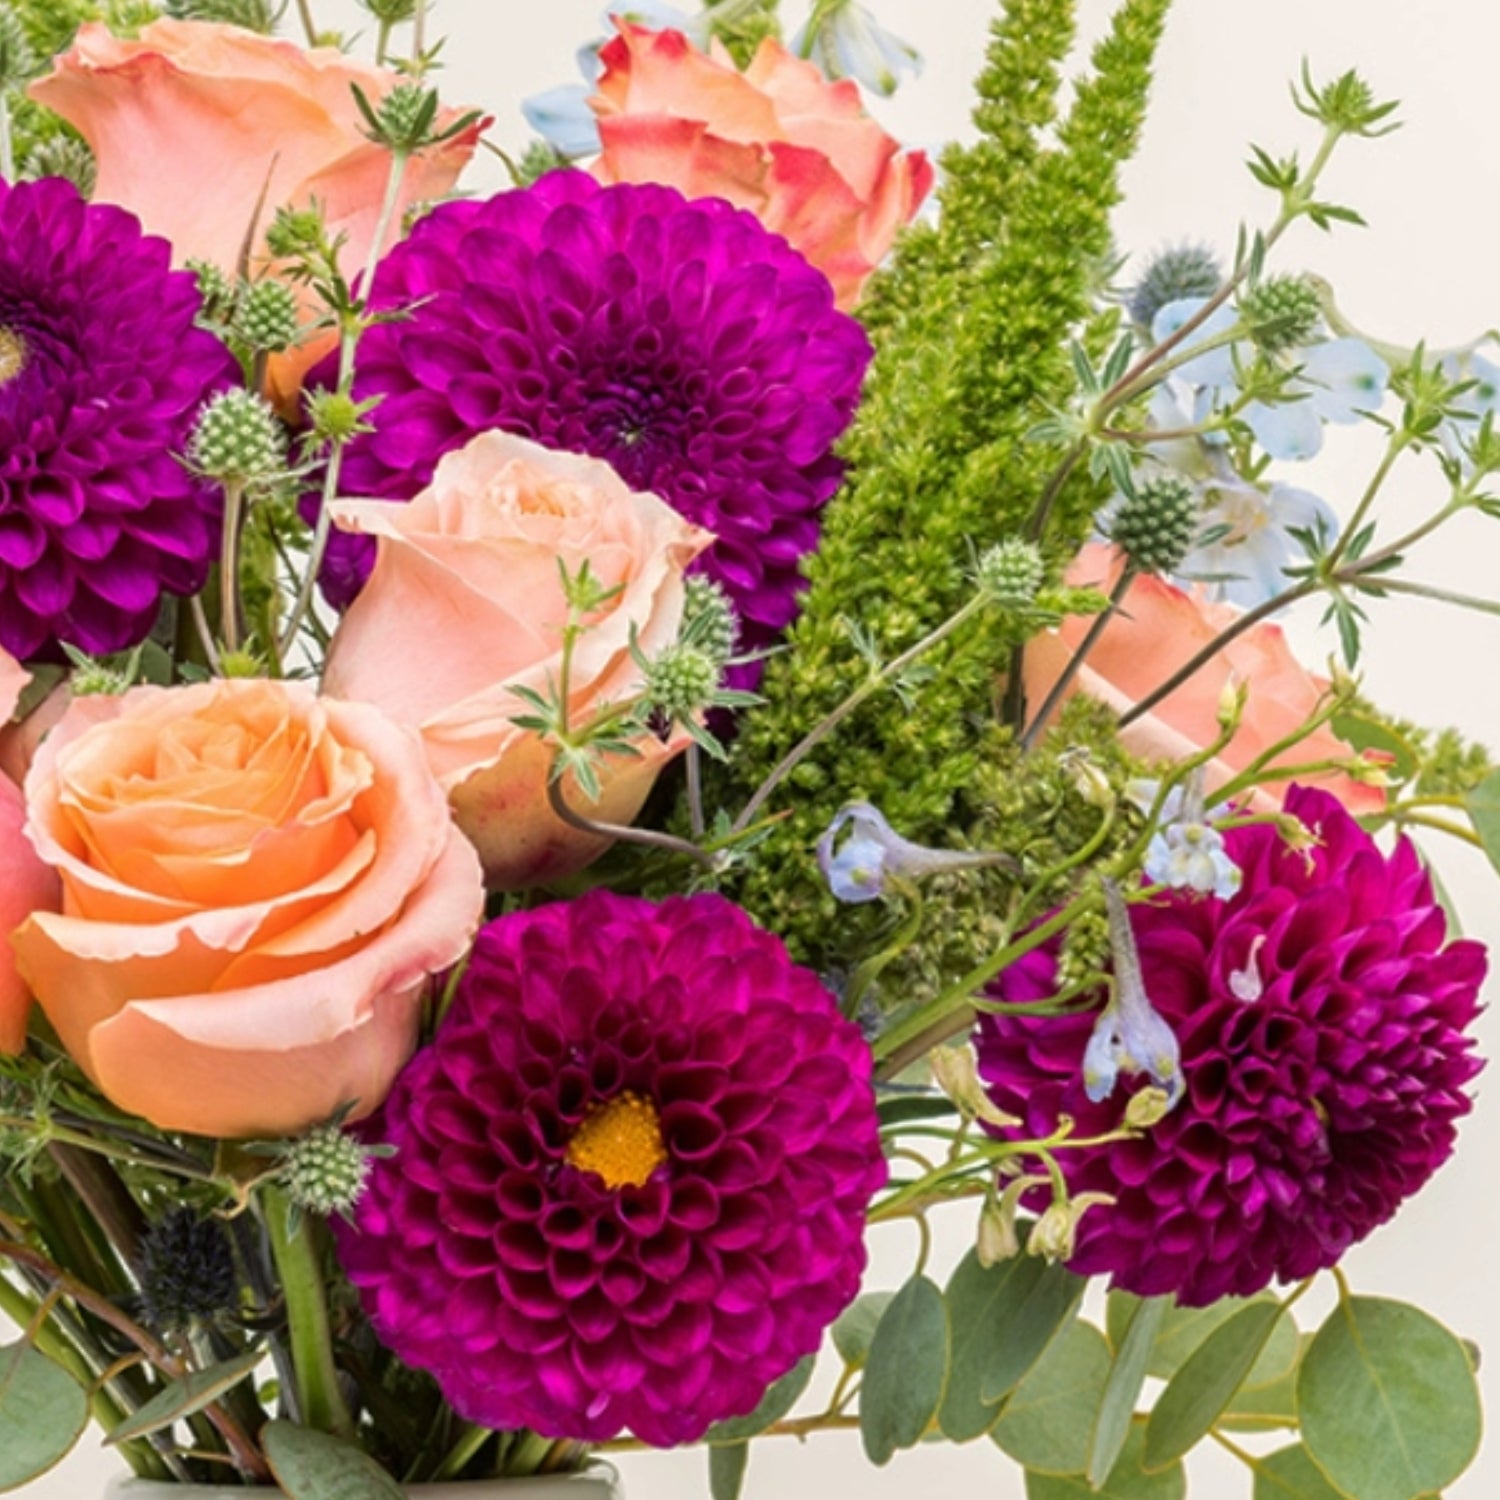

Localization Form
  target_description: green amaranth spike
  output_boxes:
[715,0,1173,963]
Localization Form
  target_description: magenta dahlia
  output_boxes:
[336,890,885,1445]
[0,178,233,659]
[307,171,872,684]
[975,785,1486,1306]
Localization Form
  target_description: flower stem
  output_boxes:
[0,95,14,185]
[261,1187,354,1442]
[429,1421,495,1482]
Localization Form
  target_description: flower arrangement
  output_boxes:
[0,3,1493,1500]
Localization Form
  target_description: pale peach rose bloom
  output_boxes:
[590,22,933,309]
[323,431,713,890]
[11,678,484,1137]
[1023,543,1383,813]
[1,651,61,1055]
[31,18,482,408]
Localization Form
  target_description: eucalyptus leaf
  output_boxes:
[1218,1358,1300,1432]
[832,1292,895,1370]
[1465,767,1500,877]
[1251,1443,1352,1500]
[1026,1422,1186,1500]
[1298,1296,1481,1500]
[1143,1298,1285,1470]
[976,1255,1086,1405]
[1106,1290,1296,1388]
[992,1320,1112,1475]
[859,1274,948,1465]
[0,1341,89,1491]
[1089,1295,1169,1485]
[106,1346,263,1446]
[708,1441,749,1500]
[706,1356,815,1444]
[261,1421,406,1500]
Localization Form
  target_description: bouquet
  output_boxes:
[0,2,1491,1498]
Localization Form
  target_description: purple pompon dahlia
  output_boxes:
[306,171,872,685]
[336,889,885,1445]
[975,786,1486,1306]
[0,178,234,659]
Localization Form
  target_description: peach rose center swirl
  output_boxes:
[564,1090,668,1190]
[0,326,27,386]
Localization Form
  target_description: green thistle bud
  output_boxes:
[681,575,739,667]
[265,204,326,261]
[1240,274,1322,354]
[162,0,277,31]
[516,140,569,188]
[977,537,1045,608]
[67,658,134,696]
[645,643,720,722]
[370,82,441,152]
[189,389,287,486]
[23,135,97,197]
[281,1122,378,1219]
[187,259,238,326]
[1109,475,1198,575]
[218,650,266,679]
[0,6,37,89]
[304,388,375,446]
[360,0,417,21]
[1126,243,1221,330]
[238,278,300,353]
[136,1210,238,1336]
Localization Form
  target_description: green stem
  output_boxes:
[734,592,992,834]
[261,1188,354,1441]
[429,1421,496,1482]
[296,0,319,46]
[503,1430,557,1478]
[1323,430,1411,573]
[218,481,246,656]
[0,94,14,185]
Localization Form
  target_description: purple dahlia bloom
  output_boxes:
[337,889,885,1445]
[307,171,872,687]
[975,786,1486,1306]
[0,178,233,659]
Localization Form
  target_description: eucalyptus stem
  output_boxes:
[734,591,992,834]
[261,1188,354,1442]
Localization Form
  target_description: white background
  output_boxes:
[12,1,1500,1495]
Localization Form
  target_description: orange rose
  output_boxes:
[1,651,60,1054]
[1024,544,1382,813]
[590,22,932,308]
[322,431,712,890]
[11,678,484,1137]
[30,18,483,408]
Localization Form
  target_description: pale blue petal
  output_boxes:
[1152,297,1240,392]
[1245,395,1324,461]
[1298,338,1389,424]
[521,84,602,158]
[793,2,923,97]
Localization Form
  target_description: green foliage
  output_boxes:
[0,1340,90,1489]
[164,0,276,31]
[1297,1296,1482,1500]
[991,1320,1112,1474]
[261,1421,406,1500]
[1089,1294,1167,1484]
[859,1273,948,1463]
[704,1355,815,1443]
[1026,1423,1185,1500]
[718,0,1174,960]
[104,1348,263,1447]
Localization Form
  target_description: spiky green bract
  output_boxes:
[717,0,1172,963]
[1110,475,1197,574]
[164,0,277,29]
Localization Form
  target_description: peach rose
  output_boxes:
[11,678,484,1137]
[590,22,933,308]
[30,18,483,407]
[1,651,61,1054]
[323,431,713,890]
[1024,544,1382,813]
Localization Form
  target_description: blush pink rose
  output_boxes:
[1024,544,1383,813]
[590,22,933,308]
[11,678,484,1137]
[1,651,61,1055]
[30,18,483,408]
[323,431,712,890]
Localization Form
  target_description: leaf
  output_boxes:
[992,1320,1112,1475]
[1330,712,1420,785]
[0,1341,89,1491]
[1220,1360,1299,1432]
[832,1293,895,1370]
[1089,1295,1169,1485]
[1251,1443,1352,1500]
[106,1346,264,1446]
[708,1441,749,1500]
[261,1421,406,1500]
[1298,1296,1482,1500]
[706,1355,815,1444]
[1105,1291,1295,1386]
[1143,1298,1285,1470]
[859,1274,948,1465]
[1464,767,1500,878]
[875,1090,956,1129]
[977,1255,1087,1404]
[1026,1422,1186,1500]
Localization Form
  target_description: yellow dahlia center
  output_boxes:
[0,327,26,386]
[565,1091,666,1190]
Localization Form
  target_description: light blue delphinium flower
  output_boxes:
[1081,880,1185,1107]
[1151,295,1241,393]
[791,1,923,97]
[1133,773,1242,900]
[1244,336,1390,460]
[1439,348,1500,464]
[816,802,1015,904]
[521,4,707,159]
